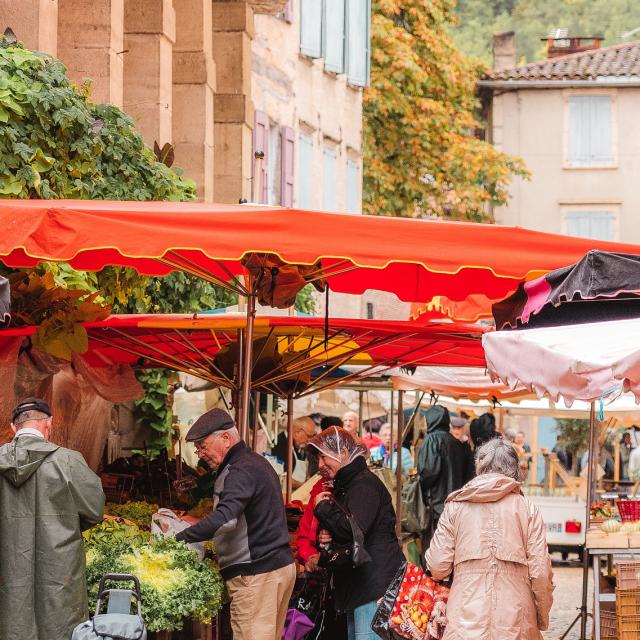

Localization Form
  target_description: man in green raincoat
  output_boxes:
[0,397,105,640]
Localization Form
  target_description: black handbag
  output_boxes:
[318,499,372,569]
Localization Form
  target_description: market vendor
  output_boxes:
[176,408,295,640]
[271,414,316,488]
[0,397,105,640]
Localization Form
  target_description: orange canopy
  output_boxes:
[2,200,639,312]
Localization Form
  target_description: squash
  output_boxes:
[601,518,622,534]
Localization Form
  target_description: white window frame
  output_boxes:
[346,157,361,213]
[323,0,346,74]
[563,90,618,169]
[560,203,620,241]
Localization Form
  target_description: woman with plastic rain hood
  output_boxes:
[310,427,405,640]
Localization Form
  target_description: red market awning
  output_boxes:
[3,314,487,397]
[2,200,640,310]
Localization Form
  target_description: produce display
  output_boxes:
[84,520,224,632]
[105,501,160,528]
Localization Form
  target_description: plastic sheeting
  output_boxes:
[483,317,640,404]
[0,338,143,469]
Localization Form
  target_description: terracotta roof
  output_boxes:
[486,41,640,81]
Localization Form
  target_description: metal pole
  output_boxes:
[252,391,260,451]
[236,328,244,429]
[358,390,364,436]
[580,401,597,640]
[395,390,404,540]
[240,289,256,441]
[286,395,294,503]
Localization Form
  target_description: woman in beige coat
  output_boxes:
[425,438,554,640]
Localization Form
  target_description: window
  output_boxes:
[346,158,360,213]
[567,95,614,167]
[323,146,337,211]
[267,124,281,206]
[346,0,370,87]
[366,302,374,319]
[323,0,346,73]
[564,210,616,241]
[298,133,314,209]
[300,0,322,58]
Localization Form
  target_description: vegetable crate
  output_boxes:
[600,609,618,640]
[616,588,640,640]
[616,500,640,522]
[616,562,640,589]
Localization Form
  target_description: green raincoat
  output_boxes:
[0,433,105,640]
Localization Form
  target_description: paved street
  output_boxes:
[544,558,593,640]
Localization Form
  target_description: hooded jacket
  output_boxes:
[417,406,475,519]
[0,433,105,640]
[425,474,554,640]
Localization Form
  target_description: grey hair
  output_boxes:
[212,426,241,442]
[504,428,517,443]
[475,437,521,481]
[14,410,51,426]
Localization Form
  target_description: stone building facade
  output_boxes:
[2,0,369,212]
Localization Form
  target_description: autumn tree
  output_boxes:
[363,0,528,220]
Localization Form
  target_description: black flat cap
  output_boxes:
[185,408,235,442]
[12,397,52,422]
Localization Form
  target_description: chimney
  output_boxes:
[493,32,516,72]
[544,29,603,58]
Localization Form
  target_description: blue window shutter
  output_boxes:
[300,0,322,57]
[323,147,337,211]
[568,96,613,165]
[280,126,295,207]
[298,134,313,209]
[253,110,269,204]
[323,0,346,73]
[565,210,615,241]
[346,159,360,213]
[346,0,370,87]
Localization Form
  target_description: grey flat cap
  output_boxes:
[185,408,236,442]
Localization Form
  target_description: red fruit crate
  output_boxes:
[616,499,640,522]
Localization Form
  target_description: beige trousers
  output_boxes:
[225,562,297,640]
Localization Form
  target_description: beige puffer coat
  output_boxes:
[425,473,554,640]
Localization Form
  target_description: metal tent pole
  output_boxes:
[286,395,294,503]
[358,390,364,435]
[396,390,404,540]
[251,391,260,451]
[239,289,256,441]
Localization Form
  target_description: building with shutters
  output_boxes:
[479,33,640,243]
[2,0,369,214]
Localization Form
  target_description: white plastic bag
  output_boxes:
[151,508,205,559]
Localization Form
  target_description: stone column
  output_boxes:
[123,0,175,148]
[172,0,215,201]
[1,0,58,56]
[212,0,254,203]
[57,0,124,106]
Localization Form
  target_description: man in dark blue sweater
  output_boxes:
[176,408,295,640]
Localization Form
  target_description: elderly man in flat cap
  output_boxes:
[176,408,295,640]
[0,397,105,640]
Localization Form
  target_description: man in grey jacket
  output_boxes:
[0,397,105,640]
[176,408,295,640]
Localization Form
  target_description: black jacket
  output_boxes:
[314,456,404,613]
[417,406,475,518]
[176,441,293,580]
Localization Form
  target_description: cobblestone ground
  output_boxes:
[544,557,593,640]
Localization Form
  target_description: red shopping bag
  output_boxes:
[372,562,449,640]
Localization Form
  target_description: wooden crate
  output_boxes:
[600,609,618,639]
[617,562,640,589]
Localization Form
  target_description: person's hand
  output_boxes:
[314,491,331,507]
[305,553,321,573]
[318,529,332,545]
